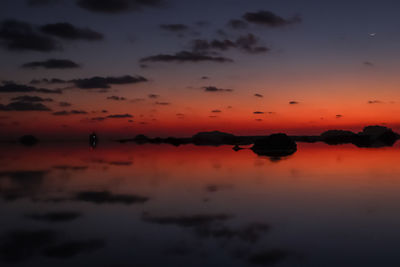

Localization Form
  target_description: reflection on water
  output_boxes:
[1,142,400,266]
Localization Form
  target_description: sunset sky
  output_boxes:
[1,0,400,140]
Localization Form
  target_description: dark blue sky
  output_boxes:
[2,0,400,82]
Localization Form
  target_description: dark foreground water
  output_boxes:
[1,142,400,267]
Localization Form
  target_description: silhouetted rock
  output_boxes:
[251,133,297,157]
[19,135,38,146]
[362,125,393,136]
[321,130,357,145]
[192,131,237,145]
[164,137,184,146]
[133,134,149,144]
[320,126,399,147]
[150,137,163,144]
[354,125,398,147]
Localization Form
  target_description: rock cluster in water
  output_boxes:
[19,135,39,146]
[251,133,297,157]
[320,126,398,148]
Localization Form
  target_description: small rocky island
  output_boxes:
[251,133,297,157]
[19,135,39,146]
[319,126,398,147]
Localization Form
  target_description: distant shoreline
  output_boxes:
[3,125,399,151]
[117,125,399,149]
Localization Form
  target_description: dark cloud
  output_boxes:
[254,93,263,98]
[44,240,105,258]
[52,110,87,115]
[363,61,374,67]
[89,117,106,122]
[201,76,209,80]
[336,114,343,119]
[155,101,170,105]
[29,79,42,84]
[253,111,264,114]
[243,10,302,27]
[21,59,80,69]
[148,94,159,99]
[236,34,269,53]
[107,113,133,118]
[0,83,62,94]
[30,78,67,84]
[25,212,82,223]
[72,75,147,89]
[36,88,62,94]
[204,86,233,93]
[11,95,53,102]
[40,22,104,41]
[131,98,145,103]
[59,101,71,107]
[368,100,382,104]
[192,39,235,52]
[0,101,51,111]
[228,19,248,29]
[74,191,148,205]
[76,0,165,14]
[289,101,299,105]
[160,24,189,32]
[192,34,269,54]
[0,19,59,52]
[107,96,126,101]
[211,109,221,113]
[26,0,60,7]
[140,51,233,63]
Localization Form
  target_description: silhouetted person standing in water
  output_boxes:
[90,132,98,148]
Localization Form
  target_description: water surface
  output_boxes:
[1,142,400,266]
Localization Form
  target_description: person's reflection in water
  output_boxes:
[89,132,98,148]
